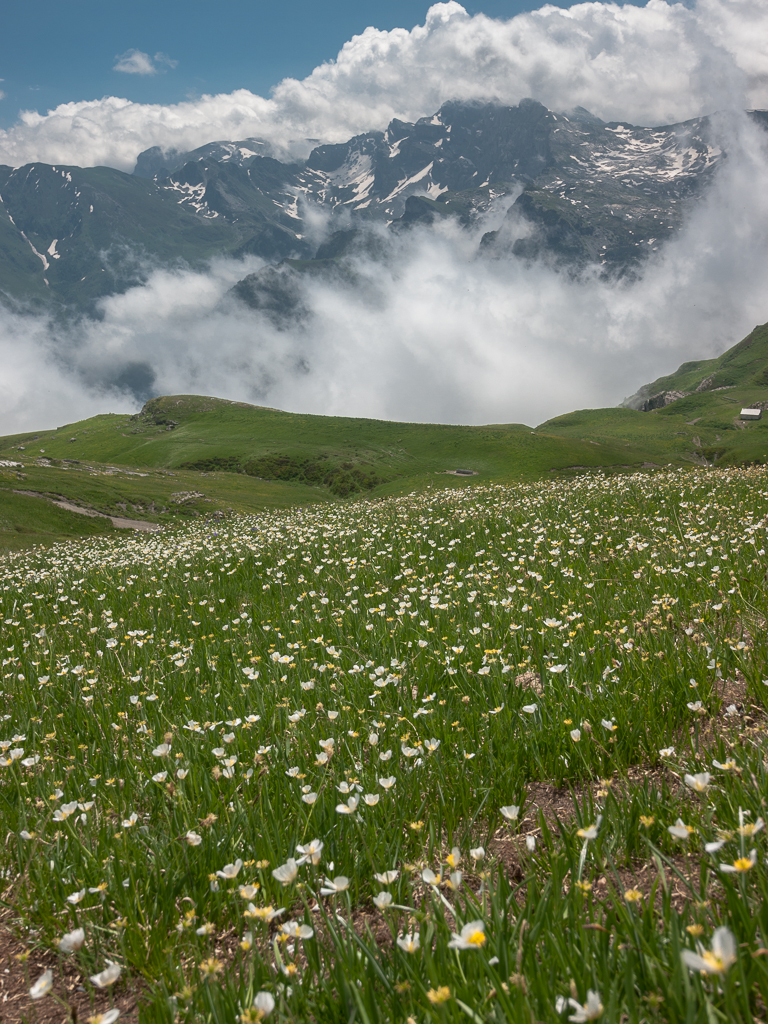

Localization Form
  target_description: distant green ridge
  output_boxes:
[0,394,658,552]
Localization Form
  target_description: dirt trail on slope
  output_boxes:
[14,491,160,532]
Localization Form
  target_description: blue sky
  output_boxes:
[0,0,647,129]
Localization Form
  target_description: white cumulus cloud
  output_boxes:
[0,0,766,171]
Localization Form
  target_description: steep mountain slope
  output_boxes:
[1,102,765,308]
[292,99,552,217]
[153,100,751,273]
[624,320,768,409]
[153,148,310,260]
[0,163,241,307]
[132,137,277,179]
[542,321,768,467]
[481,107,727,269]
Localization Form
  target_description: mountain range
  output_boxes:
[2,99,765,310]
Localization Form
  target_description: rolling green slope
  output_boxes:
[0,396,662,551]
[540,398,766,467]
[627,321,768,403]
[2,320,766,551]
[0,485,118,551]
[1,394,658,489]
[0,455,329,554]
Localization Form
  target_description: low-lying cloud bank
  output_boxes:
[1,113,767,435]
[1,1,767,436]
[1,0,767,170]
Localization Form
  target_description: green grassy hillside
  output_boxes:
[0,396,665,550]
[0,395,662,490]
[16,394,658,478]
[0,484,118,551]
[542,322,768,466]
[0,454,328,553]
[1,321,766,550]
[629,321,768,401]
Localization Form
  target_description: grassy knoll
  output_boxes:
[1,467,767,1022]
[540,387,768,469]
[0,396,664,551]
[0,385,760,549]
[0,395,685,553]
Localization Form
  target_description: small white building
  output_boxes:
[740,407,763,421]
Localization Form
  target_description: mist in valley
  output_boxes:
[1,0,768,433]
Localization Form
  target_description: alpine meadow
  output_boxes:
[1,464,767,1022]
[2,0,768,1021]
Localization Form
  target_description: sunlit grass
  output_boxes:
[2,466,767,1022]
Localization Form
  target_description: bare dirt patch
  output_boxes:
[715,671,750,712]
[0,915,140,1024]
